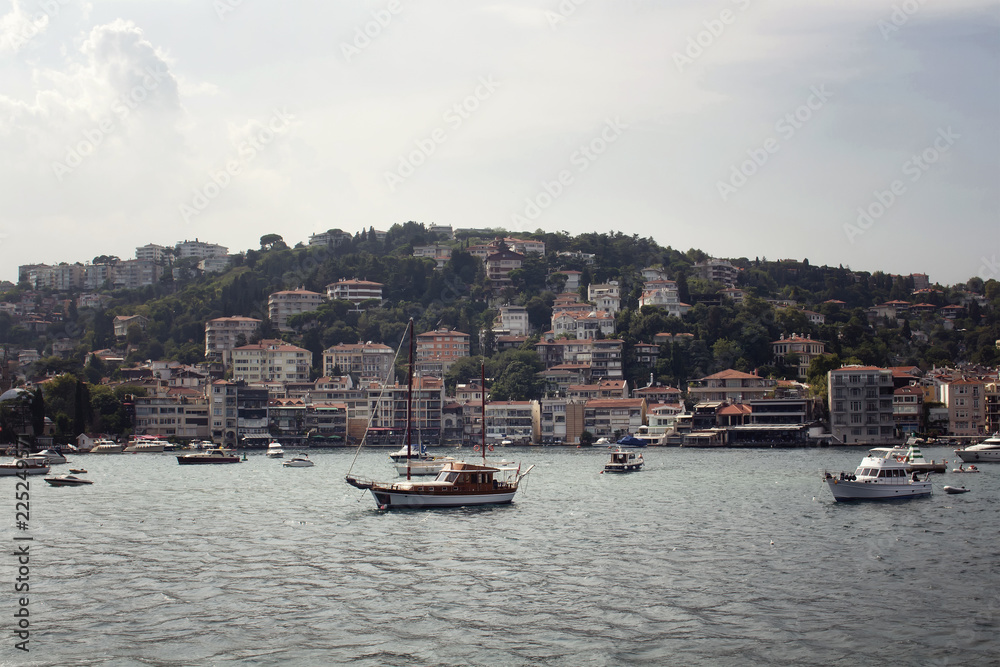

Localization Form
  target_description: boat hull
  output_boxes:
[604,463,644,473]
[176,457,241,465]
[0,464,50,476]
[826,478,931,501]
[89,446,124,454]
[955,449,1000,463]
[906,463,946,473]
[370,489,517,509]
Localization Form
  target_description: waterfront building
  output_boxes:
[688,369,776,403]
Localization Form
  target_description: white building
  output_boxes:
[176,239,228,259]
[268,288,324,331]
[205,316,262,362]
[323,342,395,380]
[228,339,312,383]
[326,280,384,308]
[494,305,530,337]
[587,281,621,314]
[639,280,690,317]
[136,244,167,263]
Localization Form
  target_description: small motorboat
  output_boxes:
[943,486,971,494]
[176,448,241,465]
[951,465,980,473]
[266,441,285,458]
[283,455,314,468]
[603,447,644,473]
[69,468,88,474]
[44,475,93,487]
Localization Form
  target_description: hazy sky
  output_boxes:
[1,0,997,286]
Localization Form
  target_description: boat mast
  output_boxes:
[406,319,414,481]
[481,360,486,466]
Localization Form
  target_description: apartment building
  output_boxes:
[228,339,311,383]
[828,366,896,444]
[415,328,470,376]
[688,369,777,403]
[205,316,262,362]
[326,279,384,307]
[322,342,394,380]
[267,288,324,331]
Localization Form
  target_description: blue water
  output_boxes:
[5,446,998,666]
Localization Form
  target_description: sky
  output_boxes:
[0,0,997,287]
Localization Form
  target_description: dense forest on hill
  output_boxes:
[3,222,999,405]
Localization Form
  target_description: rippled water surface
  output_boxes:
[6,446,999,666]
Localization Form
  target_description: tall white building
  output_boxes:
[228,339,312,383]
[205,316,262,362]
[176,239,228,259]
[268,289,324,331]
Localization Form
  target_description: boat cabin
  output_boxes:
[610,451,638,465]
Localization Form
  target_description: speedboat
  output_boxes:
[89,439,124,454]
[283,455,314,468]
[952,465,980,473]
[955,434,1000,463]
[176,448,241,465]
[44,474,93,487]
[69,468,87,474]
[824,447,932,501]
[266,441,285,458]
[0,459,50,476]
[943,486,971,494]
[603,447,643,473]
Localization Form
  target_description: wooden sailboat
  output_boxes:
[345,323,533,509]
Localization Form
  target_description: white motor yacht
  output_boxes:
[825,447,932,501]
[89,439,124,454]
[283,455,314,468]
[266,441,285,458]
[124,437,167,453]
[33,448,68,464]
[955,434,1000,463]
